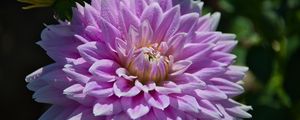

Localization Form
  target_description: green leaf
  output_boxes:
[52,0,86,20]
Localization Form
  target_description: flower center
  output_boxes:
[127,45,170,84]
[143,47,161,62]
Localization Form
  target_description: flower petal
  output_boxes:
[155,81,181,94]
[196,100,222,119]
[33,85,74,105]
[113,78,141,97]
[213,40,237,53]
[98,0,119,26]
[140,2,163,31]
[93,97,122,116]
[63,84,84,95]
[155,5,180,42]
[144,92,170,110]
[195,85,228,100]
[177,43,213,61]
[170,60,192,76]
[121,94,150,119]
[170,95,200,113]
[225,106,252,118]
[83,81,113,98]
[127,104,150,119]
[89,59,119,82]
[177,13,199,33]
[220,66,248,82]
[210,52,236,65]
[68,106,104,120]
[157,0,172,11]
[98,17,121,51]
[193,67,226,80]
[172,0,204,14]
[39,105,77,120]
[120,2,140,33]
[211,78,244,97]
[135,80,156,93]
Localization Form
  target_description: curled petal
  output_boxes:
[113,78,141,97]
[144,92,170,110]
[93,97,122,116]
[83,81,114,98]
[78,42,117,63]
[89,59,119,82]
[121,94,150,119]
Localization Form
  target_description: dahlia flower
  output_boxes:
[26,0,252,119]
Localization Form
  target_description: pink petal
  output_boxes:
[193,67,226,80]
[144,92,170,110]
[220,66,248,82]
[170,60,192,77]
[177,13,199,33]
[225,106,252,118]
[195,85,228,100]
[98,0,119,26]
[77,42,117,63]
[63,67,90,84]
[121,94,150,119]
[213,40,238,53]
[155,81,181,94]
[135,81,156,93]
[113,78,141,97]
[177,43,213,61]
[210,52,236,65]
[211,78,244,97]
[112,112,131,120]
[116,68,137,81]
[63,84,84,95]
[140,2,163,31]
[89,59,119,82]
[192,32,222,43]
[155,5,180,42]
[93,98,122,116]
[83,4,99,27]
[83,81,113,98]
[98,17,121,51]
[68,106,104,120]
[84,26,102,41]
[33,85,74,106]
[126,0,148,17]
[196,100,222,119]
[120,2,140,33]
[166,33,187,56]
[170,95,200,113]
[157,0,172,11]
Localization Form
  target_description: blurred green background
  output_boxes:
[0,0,299,119]
[204,0,300,119]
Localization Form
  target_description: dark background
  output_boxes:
[1,0,300,119]
[0,0,54,119]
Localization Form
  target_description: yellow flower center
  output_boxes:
[127,46,170,84]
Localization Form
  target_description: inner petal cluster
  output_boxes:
[127,44,170,84]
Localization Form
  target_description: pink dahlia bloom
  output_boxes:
[26,0,252,119]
